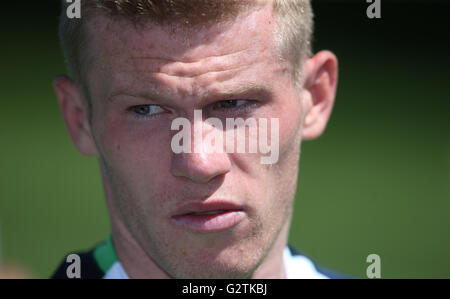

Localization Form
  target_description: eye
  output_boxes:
[130,105,165,117]
[214,100,250,109]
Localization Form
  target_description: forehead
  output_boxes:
[84,2,288,101]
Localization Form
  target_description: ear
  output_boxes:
[53,76,99,156]
[300,50,338,140]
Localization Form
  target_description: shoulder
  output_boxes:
[51,235,123,279]
[51,241,349,279]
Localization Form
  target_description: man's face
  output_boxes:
[85,4,306,278]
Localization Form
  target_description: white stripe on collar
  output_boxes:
[103,261,129,279]
[283,247,329,279]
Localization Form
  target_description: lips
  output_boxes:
[171,201,246,233]
[188,209,229,216]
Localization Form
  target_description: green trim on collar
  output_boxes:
[93,234,119,274]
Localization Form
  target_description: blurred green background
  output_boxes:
[0,1,449,278]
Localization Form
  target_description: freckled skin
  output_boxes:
[85,3,307,278]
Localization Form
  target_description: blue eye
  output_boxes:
[131,105,165,116]
[215,100,249,109]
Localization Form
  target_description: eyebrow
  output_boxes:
[210,82,272,99]
[108,82,273,105]
[108,88,172,104]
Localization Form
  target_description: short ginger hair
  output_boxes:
[58,0,313,92]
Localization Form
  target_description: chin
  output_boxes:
[172,263,256,279]
[163,244,264,279]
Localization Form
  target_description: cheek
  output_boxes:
[271,95,303,161]
[96,116,177,228]
[283,87,303,130]
[94,112,173,189]
[257,93,302,214]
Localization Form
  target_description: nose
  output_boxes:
[171,150,231,184]
[170,118,231,184]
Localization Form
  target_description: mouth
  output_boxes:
[171,202,246,233]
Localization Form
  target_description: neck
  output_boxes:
[111,219,172,278]
[249,219,290,279]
